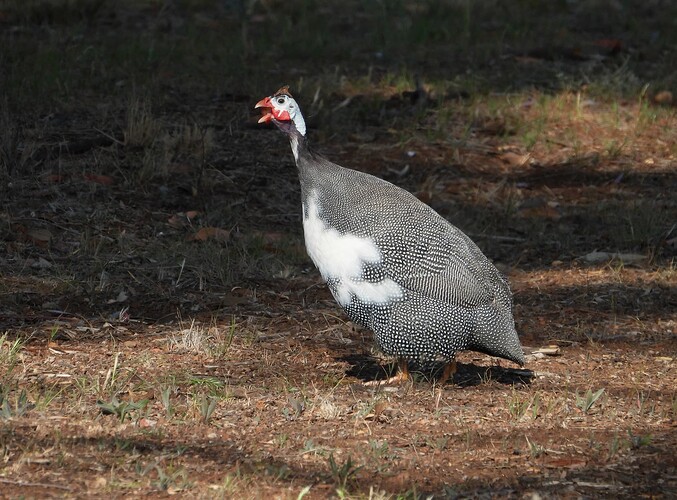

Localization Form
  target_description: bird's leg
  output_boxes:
[394,358,410,382]
[437,360,457,386]
[364,358,411,386]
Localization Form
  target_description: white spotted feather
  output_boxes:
[302,192,403,306]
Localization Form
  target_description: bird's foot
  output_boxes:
[437,360,457,386]
[364,359,410,386]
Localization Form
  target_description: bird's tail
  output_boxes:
[468,304,525,366]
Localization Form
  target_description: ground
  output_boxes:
[0,1,675,498]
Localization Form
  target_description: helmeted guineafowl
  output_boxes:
[256,86,525,385]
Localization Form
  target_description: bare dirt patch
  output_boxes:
[1,1,676,498]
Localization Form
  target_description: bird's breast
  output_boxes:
[302,192,404,307]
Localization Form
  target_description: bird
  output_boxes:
[255,86,525,385]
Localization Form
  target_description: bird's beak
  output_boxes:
[255,96,274,123]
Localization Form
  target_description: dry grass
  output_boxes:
[0,312,674,497]
[0,0,676,497]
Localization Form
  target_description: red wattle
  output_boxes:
[274,109,291,121]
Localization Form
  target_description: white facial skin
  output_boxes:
[269,94,307,136]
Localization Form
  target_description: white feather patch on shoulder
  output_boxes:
[302,192,403,306]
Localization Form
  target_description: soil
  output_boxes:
[0,2,675,498]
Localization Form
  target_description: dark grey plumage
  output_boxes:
[256,88,525,380]
[298,149,525,366]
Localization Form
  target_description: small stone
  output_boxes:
[533,345,561,356]
[90,476,107,489]
[654,90,673,105]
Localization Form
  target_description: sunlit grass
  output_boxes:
[0,2,675,496]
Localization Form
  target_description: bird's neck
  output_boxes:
[274,119,308,164]
[289,133,302,163]
[288,129,308,164]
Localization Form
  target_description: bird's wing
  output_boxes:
[307,160,503,307]
[371,206,496,307]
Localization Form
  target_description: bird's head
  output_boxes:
[255,86,306,136]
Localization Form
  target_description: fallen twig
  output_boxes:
[0,478,72,491]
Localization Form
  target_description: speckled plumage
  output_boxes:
[257,89,525,371]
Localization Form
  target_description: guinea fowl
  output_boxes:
[256,86,525,385]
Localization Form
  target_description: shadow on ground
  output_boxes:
[341,354,534,387]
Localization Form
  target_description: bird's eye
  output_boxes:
[277,97,285,104]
